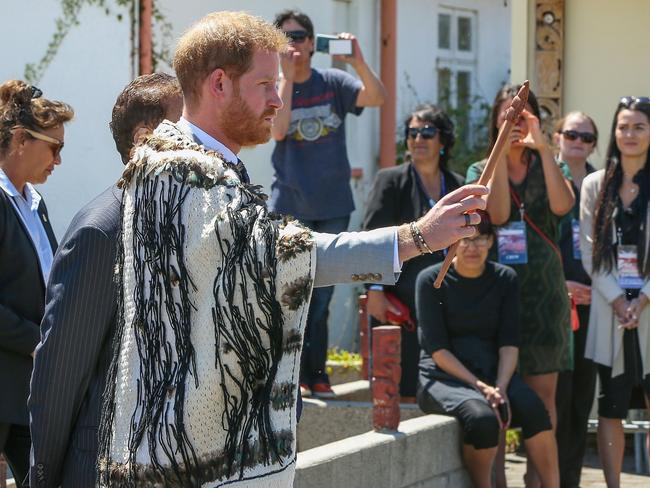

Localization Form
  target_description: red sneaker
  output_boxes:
[300,383,312,397]
[311,382,336,399]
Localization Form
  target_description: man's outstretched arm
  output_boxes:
[313,184,488,287]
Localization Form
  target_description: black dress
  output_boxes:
[363,162,463,397]
[416,262,551,442]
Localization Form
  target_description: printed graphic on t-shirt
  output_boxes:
[288,103,342,142]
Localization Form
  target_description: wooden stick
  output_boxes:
[433,81,530,289]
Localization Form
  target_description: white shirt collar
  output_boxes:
[178,117,239,164]
[0,168,40,211]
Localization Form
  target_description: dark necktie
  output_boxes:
[236,158,250,185]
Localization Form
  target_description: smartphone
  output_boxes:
[315,34,353,56]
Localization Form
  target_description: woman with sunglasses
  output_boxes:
[416,212,559,488]
[466,84,574,487]
[580,96,650,488]
[0,79,73,486]
[363,104,464,400]
[553,111,599,488]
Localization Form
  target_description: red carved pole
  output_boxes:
[372,326,401,430]
[359,294,369,380]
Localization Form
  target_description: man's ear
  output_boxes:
[207,68,230,99]
[132,125,151,146]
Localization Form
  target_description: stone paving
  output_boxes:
[505,451,650,487]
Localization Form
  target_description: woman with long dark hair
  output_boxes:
[466,84,574,486]
[580,97,650,488]
[363,104,464,399]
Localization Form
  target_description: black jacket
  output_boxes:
[0,189,57,425]
[29,186,121,487]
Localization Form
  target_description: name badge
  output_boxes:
[617,245,644,289]
[572,219,581,260]
[497,221,528,265]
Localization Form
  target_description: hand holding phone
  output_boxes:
[315,34,353,56]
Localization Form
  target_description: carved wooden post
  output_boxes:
[372,326,401,431]
[535,0,564,134]
[358,294,369,380]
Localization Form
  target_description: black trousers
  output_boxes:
[555,304,597,488]
[0,423,30,488]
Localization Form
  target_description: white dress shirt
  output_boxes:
[0,168,54,282]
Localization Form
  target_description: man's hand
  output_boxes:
[280,47,299,81]
[566,280,591,305]
[397,185,488,263]
[366,289,401,324]
[420,184,488,247]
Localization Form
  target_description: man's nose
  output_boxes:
[270,88,282,110]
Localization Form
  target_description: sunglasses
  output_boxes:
[284,30,309,44]
[458,235,491,248]
[559,130,597,144]
[13,126,64,157]
[407,126,438,140]
[620,96,650,108]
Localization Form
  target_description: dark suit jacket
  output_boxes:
[0,190,56,426]
[29,186,121,487]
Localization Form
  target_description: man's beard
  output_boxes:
[222,88,276,148]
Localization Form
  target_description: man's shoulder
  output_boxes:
[67,185,122,239]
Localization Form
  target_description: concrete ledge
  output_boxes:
[295,415,470,488]
[331,379,370,401]
[298,397,425,451]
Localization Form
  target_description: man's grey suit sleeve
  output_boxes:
[29,225,116,488]
[313,226,399,288]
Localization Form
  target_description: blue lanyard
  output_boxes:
[412,165,446,210]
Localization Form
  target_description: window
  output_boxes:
[457,17,472,51]
[436,8,478,142]
[437,68,452,110]
[457,71,471,108]
[438,14,451,49]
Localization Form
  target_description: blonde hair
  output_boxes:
[173,11,288,107]
[0,79,74,154]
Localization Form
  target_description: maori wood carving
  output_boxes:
[371,326,401,431]
[535,0,564,135]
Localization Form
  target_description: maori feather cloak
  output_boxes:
[98,121,315,487]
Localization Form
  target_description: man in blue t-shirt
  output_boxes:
[271,9,385,398]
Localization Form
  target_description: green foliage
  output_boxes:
[25,0,173,84]
[505,428,521,453]
[326,347,362,372]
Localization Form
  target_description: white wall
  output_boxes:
[396,0,511,139]
[2,1,132,237]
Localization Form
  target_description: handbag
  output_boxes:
[384,291,416,332]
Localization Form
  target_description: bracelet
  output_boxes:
[409,221,433,255]
[368,285,384,292]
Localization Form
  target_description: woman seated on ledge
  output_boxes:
[415,213,559,488]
